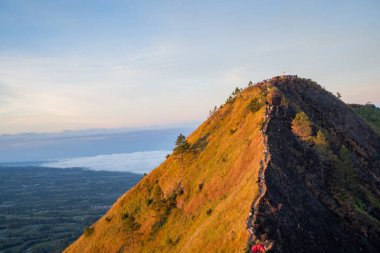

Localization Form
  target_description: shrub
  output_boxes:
[146,198,153,206]
[247,98,261,113]
[166,238,173,245]
[84,226,94,237]
[122,213,141,250]
[192,134,209,153]
[198,183,204,192]
[291,112,312,140]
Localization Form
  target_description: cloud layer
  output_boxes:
[40,150,170,174]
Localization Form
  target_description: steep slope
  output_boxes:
[65,85,268,252]
[350,103,380,135]
[250,76,380,252]
[66,76,380,253]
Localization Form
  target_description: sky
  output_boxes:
[0,0,379,134]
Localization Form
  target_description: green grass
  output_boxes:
[350,103,380,135]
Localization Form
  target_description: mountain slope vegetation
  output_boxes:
[65,84,269,252]
[66,76,380,253]
[350,103,380,135]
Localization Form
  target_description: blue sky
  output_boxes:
[0,0,379,134]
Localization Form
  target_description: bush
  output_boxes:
[146,198,153,206]
[166,238,173,245]
[247,98,261,113]
[83,226,94,237]
[198,183,204,192]
[192,134,209,153]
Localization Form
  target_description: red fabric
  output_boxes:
[252,244,265,253]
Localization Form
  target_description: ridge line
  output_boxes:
[246,98,275,250]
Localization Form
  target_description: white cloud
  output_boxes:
[40,150,170,173]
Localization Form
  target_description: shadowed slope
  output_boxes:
[252,77,380,253]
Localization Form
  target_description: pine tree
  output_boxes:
[291,112,312,141]
[336,146,356,191]
[314,130,327,146]
[174,134,190,153]
[313,130,335,160]
[173,134,190,169]
[232,87,241,95]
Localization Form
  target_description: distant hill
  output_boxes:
[350,103,380,135]
[65,76,380,253]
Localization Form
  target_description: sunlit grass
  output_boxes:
[65,85,267,253]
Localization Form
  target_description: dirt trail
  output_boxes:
[246,102,274,246]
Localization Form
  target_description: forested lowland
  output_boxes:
[0,166,141,253]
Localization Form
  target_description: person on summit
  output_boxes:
[251,243,266,253]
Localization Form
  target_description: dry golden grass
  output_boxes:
[65,85,266,253]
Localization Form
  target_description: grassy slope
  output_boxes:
[65,86,266,253]
[350,104,380,135]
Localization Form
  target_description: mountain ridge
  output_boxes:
[65,76,380,253]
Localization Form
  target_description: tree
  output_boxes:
[336,92,342,100]
[173,134,190,169]
[209,105,218,117]
[232,87,241,95]
[314,130,327,145]
[122,212,141,251]
[174,134,190,153]
[313,130,335,159]
[336,146,356,190]
[313,130,330,180]
[291,112,312,141]
[149,183,177,237]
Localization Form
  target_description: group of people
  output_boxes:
[249,104,274,253]
[251,243,266,253]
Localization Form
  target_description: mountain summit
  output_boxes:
[65,76,380,253]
